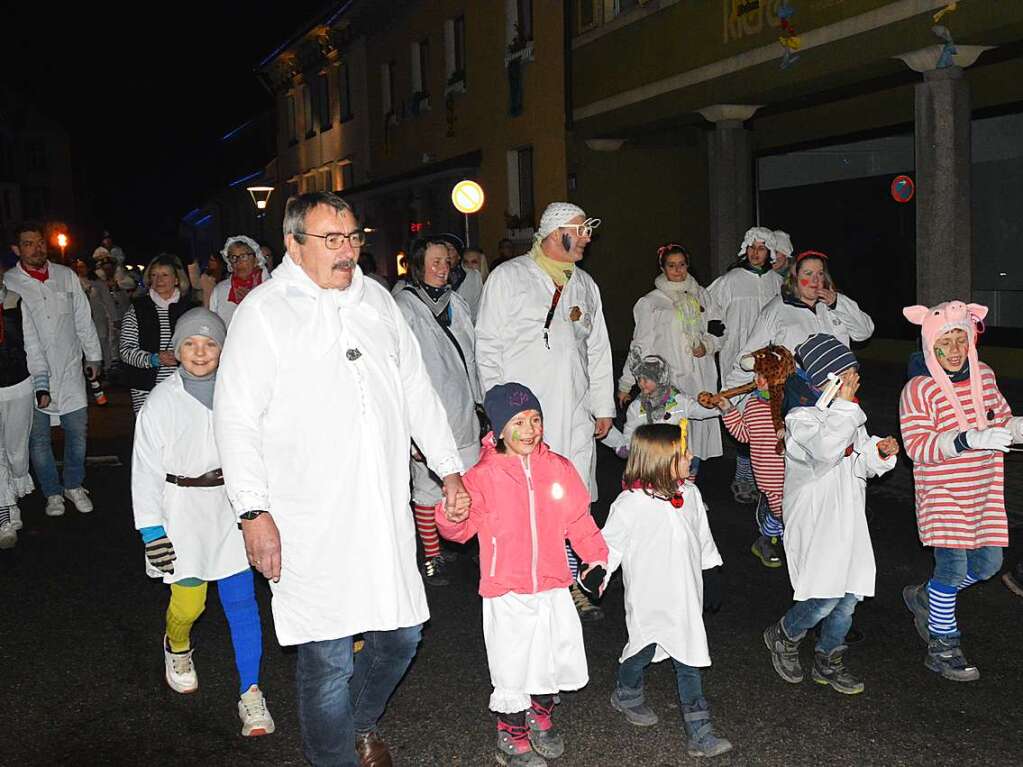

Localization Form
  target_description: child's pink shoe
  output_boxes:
[525,697,564,759]
[496,719,546,766]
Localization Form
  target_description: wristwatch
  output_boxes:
[239,510,267,521]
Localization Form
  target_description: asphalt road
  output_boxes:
[2,365,1021,767]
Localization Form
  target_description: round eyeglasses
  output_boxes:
[298,230,367,249]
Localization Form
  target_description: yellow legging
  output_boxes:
[166,580,208,653]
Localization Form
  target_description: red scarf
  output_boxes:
[228,269,262,304]
[21,262,49,283]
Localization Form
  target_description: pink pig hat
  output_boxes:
[903,300,989,431]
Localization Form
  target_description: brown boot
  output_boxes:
[355,731,393,767]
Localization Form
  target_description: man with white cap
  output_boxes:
[475,201,615,621]
[707,226,783,504]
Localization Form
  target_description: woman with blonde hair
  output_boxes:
[120,253,195,413]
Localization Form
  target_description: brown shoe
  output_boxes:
[355,731,393,767]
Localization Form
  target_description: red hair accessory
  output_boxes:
[657,243,688,264]
[795,250,828,265]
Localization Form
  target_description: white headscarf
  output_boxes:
[737,226,776,260]
[771,230,793,262]
[220,235,266,273]
[535,202,601,240]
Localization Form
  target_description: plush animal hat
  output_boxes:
[739,344,796,454]
[903,301,988,431]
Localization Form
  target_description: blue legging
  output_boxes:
[217,568,263,693]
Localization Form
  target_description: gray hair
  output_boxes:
[283,192,354,244]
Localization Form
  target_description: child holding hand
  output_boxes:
[602,422,732,758]
[437,382,607,767]
[763,334,898,695]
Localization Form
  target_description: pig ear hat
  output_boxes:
[903,301,989,431]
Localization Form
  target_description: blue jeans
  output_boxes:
[782,593,859,654]
[30,406,88,497]
[932,546,1003,588]
[296,625,422,767]
[616,643,703,707]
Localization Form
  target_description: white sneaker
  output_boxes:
[238,685,275,737]
[10,505,22,531]
[64,487,93,514]
[164,636,198,693]
[45,495,65,517]
[0,521,16,550]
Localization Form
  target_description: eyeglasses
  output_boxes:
[298,230,367,249]
[558,218,601,239]
[226,251,256,264]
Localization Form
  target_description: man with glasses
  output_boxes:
[475,202,616,622]
[209,235,271,327]
[6,221,103,517]
[214,192,468,767]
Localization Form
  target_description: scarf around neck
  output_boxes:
[407,281,452,327]
[149,288,180,310]
[654,273,704,341]
[229,269,263,304]
[531,241,575,287]
[640,384,677,424]
[21,262,50,283]
[180,368,216,410]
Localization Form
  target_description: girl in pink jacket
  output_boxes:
[437,382,608,767]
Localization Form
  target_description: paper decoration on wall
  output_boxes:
[891,175,915,204]
[932,24,958,69]
[778,2,801,69]
[932,2,957,24]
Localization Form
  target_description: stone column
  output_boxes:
[896,45,992,306]
[698,105,760,278]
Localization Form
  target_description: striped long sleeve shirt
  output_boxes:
[722,395,786,516]
[899,362,1011,549]
[119,304,174,413]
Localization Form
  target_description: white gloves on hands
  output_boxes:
[1009,416,1023,443]
[964,426,1012,453]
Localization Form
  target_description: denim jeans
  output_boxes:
[296,625,422,767]
[616,643,703,707]
[782,593,859,654]
[30,406,88,497]
[932,546,1003,588]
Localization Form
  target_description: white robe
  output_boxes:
[6,262,102,421]
[475,256,615,499]
[208,267,272,328]
[618,275,723,459]
[782,400,896,602]
[602,484,722,667]
[131,372,249,583]
[706,267,782,389]
[213,257,462,646]
[724,293,875,389]
[602,389,719,456]
[456,268,484,322]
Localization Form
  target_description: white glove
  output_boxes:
[1009,416,1023,443]
[964,426,1012,453]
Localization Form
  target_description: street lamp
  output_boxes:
[246,185,275,212]
[57,233,68,260]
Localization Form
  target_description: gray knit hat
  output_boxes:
[172,308,227,359]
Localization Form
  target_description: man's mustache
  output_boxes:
[331,258,357,271]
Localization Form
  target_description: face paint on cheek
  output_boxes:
[511,430,521,442]
[799,278,811,286]
[935,348,946,359]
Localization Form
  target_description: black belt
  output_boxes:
[165,469,224,488]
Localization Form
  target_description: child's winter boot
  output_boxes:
[682,698,733,757]
[525,696,564,759]
[610,685,659,726]
[763,620,804,683]
[925,635,980,682]
[901,583,930,643]
[496,717,547,766]
[811,645,864,694]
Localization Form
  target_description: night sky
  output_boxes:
[3,1,328,259]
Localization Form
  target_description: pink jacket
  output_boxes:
[436,436,608,598]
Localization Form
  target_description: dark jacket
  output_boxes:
[124,295,195,391]
[0,296,31,388]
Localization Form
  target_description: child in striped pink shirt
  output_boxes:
[899,301,1022,682]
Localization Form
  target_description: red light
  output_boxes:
[409,222,425,234]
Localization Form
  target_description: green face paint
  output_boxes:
[511,429,521,442]
[935,347,946,359]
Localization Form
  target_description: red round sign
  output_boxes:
[891,175,915,203]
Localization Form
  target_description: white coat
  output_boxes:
[131,372,249,583]
[602,389,719,455]
[782,400,896,602]
[619,275,723,459]
[208,267,272,328]
[456,268,484,322]
[393,287,482,450]
[602,484,722,667]
[706,267,782,388]
[7,262,102,421]
[475,255,615,499]
[724,293,875,389]
[213,257,462,646]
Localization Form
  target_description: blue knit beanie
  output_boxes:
[484,382,543,439]
[795,333,859,388]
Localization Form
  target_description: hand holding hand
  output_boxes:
[442,474,470,523]
[145,536,176,574]
[964,426,1012,453]
[158,351,178,367]
[616,390,632,408]
[579,562,608,598]
[877,436,900,458]
[242,513,282,582]
[594,417,613,439]
[36,391,51,409]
